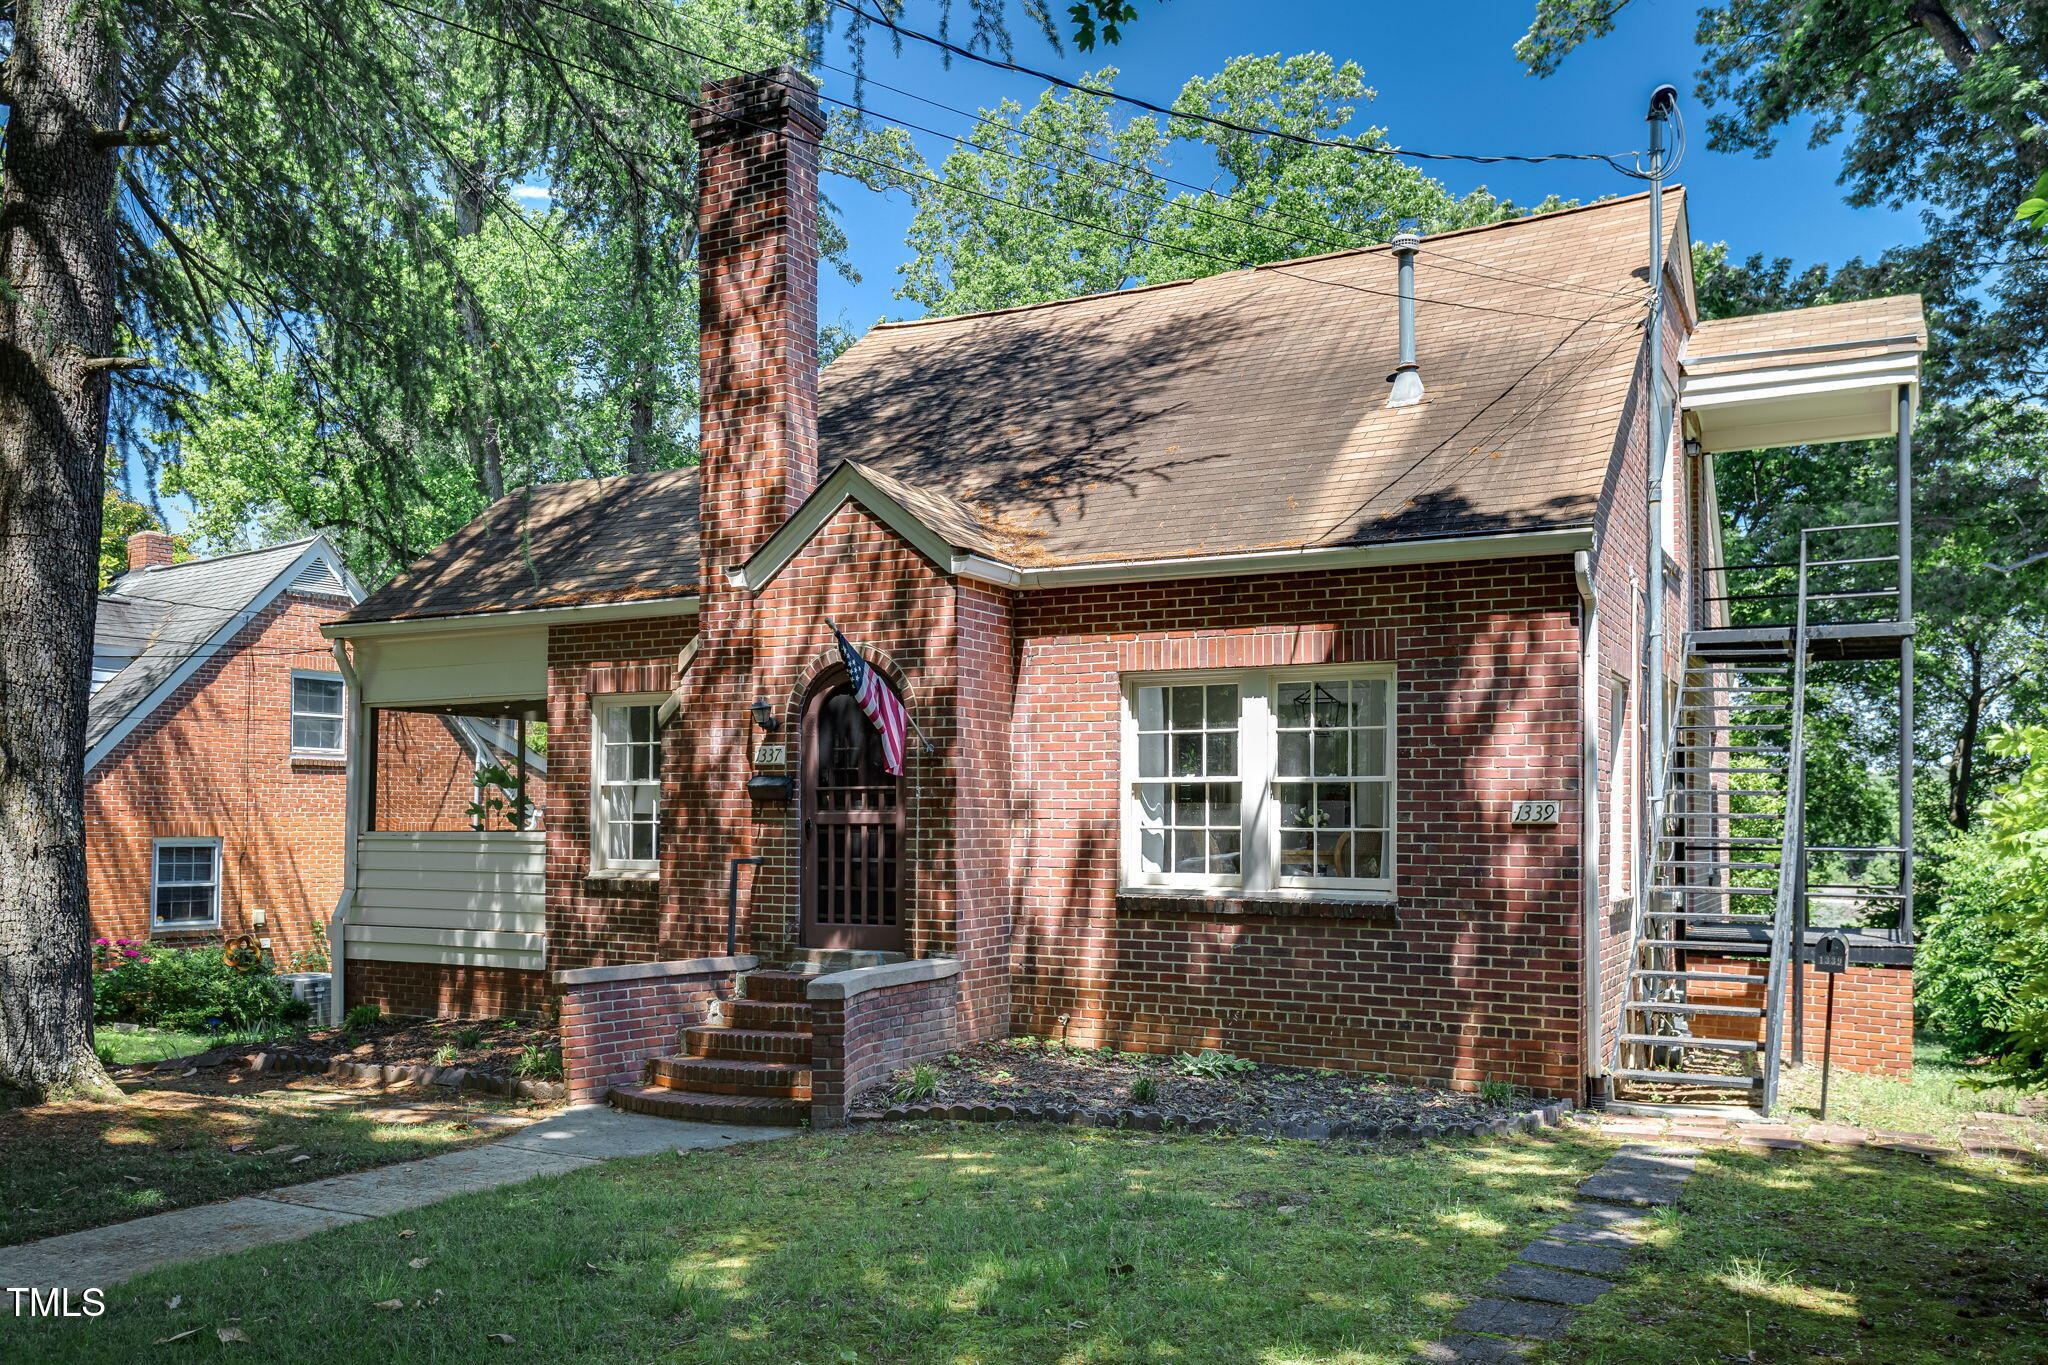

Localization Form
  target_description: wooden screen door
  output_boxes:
[801,677,907,950]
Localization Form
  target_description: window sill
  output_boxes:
[1115,887,1399,923]
[150,923,220,937]
[585,868,659,885]
[290,752,348,766]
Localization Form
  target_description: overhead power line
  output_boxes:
[386,0,1644,328]
[834,0,1657,178]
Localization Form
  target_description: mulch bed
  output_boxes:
[138,1017,567,1102]
[851,1038,1547,1135]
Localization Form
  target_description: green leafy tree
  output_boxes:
[887,55,1560,316]
[97,489,179,589]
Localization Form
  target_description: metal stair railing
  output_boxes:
[1758,530,1819,1113]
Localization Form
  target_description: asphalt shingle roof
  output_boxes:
[345,192,1692,623]
[90,539,328,750]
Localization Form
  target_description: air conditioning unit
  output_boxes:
[277,972,331,1020]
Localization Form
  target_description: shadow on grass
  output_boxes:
[29,1127,1619,1365]
[1543,1142,2048,1365]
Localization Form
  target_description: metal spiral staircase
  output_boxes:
[1609,521,1914,1115]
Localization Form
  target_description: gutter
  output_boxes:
[1575,550,1606,1097]
[324,593,700,641]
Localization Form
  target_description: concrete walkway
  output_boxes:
[0,1106,794,1291]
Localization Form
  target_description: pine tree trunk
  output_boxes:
[0,0,124,1101]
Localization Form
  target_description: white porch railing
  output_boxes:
[344,830,547,972]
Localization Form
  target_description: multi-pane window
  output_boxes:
[1274,678,1392,884]
[594,699,661,872]
[1608,676,1632,903]
[291,673,346,754]
[1125,670,1395,894]
[153,839,220,928]
[1131,683,1241,878]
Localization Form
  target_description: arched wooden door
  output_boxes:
[801,674,906,950]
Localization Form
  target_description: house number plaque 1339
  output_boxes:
[1509,800,1560,825]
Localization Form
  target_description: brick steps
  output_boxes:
[649,1055,811,1099]
[610,1085,807,1126]
[614,966,818,1125]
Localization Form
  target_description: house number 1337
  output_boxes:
[1510,800,1560,825]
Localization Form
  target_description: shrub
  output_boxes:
[92,942,308,1033]
[1129,1073,1160,1104]
[1478,1079,1517,1106]
[1171,1049,1257,1080]
[891,1063,940,1104]
[513,1044,563,1079]
[343,1003,383,1031]
[1917,830,2048,1056]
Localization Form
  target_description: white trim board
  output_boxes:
[325,593,699,640]
[87,537,358,774]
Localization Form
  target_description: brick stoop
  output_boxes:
[611,970,815,1124]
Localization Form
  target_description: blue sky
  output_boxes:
[810,0,1919,334]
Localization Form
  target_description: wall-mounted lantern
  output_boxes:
[748,697,781,733]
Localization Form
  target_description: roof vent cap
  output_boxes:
[1387,223,1425,408]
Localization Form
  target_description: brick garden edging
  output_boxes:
[230,1048,570,1104]
[851,1096,1574,1141]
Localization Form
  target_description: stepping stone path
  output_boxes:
[1414,1107,2047,1362]
[1413,1143,1697,1363]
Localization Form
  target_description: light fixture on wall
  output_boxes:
[748,698,781,733]
[1683,437,1704,458]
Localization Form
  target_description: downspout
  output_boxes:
[329,639,365,1026]
[1575,550,1606,1101]
[1642,86,1678,925]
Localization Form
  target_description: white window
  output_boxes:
[1124,669,1395,895]
[290,672,346,755]
[152,838,221,928]
[1608,676,1632,903]
[593,697,662,873]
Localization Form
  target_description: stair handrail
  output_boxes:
[1760,532,1817,1113]
[1606,636,1708,1078]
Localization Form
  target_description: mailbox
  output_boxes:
[746,774,794,804]
[1812,932,1850,975]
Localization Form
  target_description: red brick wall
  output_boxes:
[1008,557,1586,1095]
[343,957,552,1023]
[86,592,355,961]
[558,962,747,1104]
[371,711,526,832]
[810,973,964,1126]
[544,618,698,972]
[1684,953,1914,1076]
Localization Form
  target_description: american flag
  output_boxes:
[832,624,908,776]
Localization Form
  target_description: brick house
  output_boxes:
[87,531,516,970]
[323,68,1923,1122]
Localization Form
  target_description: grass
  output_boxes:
[1544,1143,2048,1363]
[1773,1035,2039,1145]
[27,1125,1613,1364]
[93,1024,286,1067]
[0,1069,532,1246]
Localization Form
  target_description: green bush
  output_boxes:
[92,942,308,1033]
[1917,832,2048,1055]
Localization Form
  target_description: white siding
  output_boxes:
[347,830,546,971]
[353,627,547,708]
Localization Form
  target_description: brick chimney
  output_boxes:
[126,530,177,574]
[689,66,823,586]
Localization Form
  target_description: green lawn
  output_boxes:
[27,1126,1611,1364]
[1544,1142,2048,1363]
[1772,1036,2039,1145]
[94,1025,284,1067]
[0,1069,530,1246]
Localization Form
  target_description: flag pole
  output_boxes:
[826,619,936,754]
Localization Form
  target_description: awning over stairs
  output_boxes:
[1680,296,1926,454]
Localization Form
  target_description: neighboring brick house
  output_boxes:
[86,532,505,966]
[323,67,1924,1121]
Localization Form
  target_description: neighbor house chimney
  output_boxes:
[689,66,824,585]
[1387,226,1425,408]
[126,530,177,574]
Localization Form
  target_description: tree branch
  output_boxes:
[80,355,152,371]
[91,129,170,149]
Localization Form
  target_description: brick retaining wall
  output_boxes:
[1684,953,1914,1076]
[809,971,963,1127]
[556,956,755,1105]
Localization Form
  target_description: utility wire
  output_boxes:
[386,0,1643,328]
[835,0,1657,178]
[606,0,1643,304]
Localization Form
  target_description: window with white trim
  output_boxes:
[152,838,221,928]
[1124,669,1395,895]
[592,697,662,873]
[290,671,346,755]
[1607,675,1632,903]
